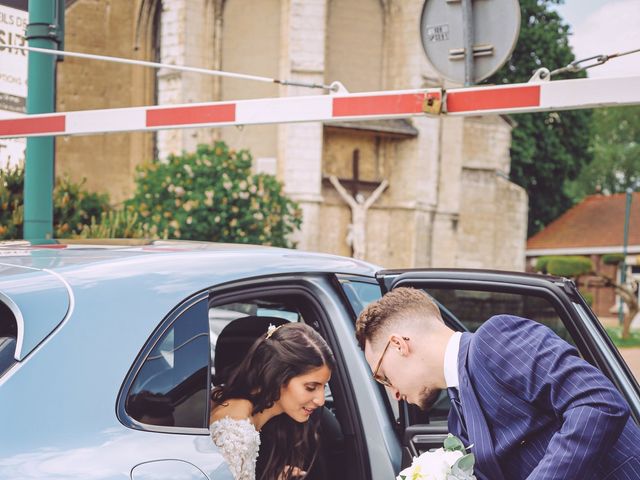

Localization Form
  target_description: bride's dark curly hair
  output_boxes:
[211,322,335,480]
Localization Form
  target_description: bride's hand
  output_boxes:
[277,465,307,479]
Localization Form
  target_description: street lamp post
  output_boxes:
[619,188,633,325]
[23,0,64,240]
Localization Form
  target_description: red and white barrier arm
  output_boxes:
[1,75,638,138]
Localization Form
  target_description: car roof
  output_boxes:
[0,240,378,361]
[0,239,379,273]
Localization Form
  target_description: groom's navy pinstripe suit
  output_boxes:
[449,315,640,480]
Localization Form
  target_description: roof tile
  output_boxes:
[527,192,640,249]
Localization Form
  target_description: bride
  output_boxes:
[209,322,335,480]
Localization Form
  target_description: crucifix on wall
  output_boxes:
[328,149,389,260]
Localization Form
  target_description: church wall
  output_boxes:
[319,203,351,257]
[51,0,529,272]
[56,0,155,204]
[384,0,437,89]
[321,128,389,259]
[325,0,383,92]
[367,207,421,267]
[462,115,512,175]
[493,177,527,271]
[320,122,440,267]
[218,0,280,162]
[274,0,327,252]
[391,116,439,267]
[319,199,421,268]
[322,129,383,181]
[430,116,463,267]
[457,116,527,270]
[157,0,216,158]
[457,168,501,268]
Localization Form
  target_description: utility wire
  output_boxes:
[12,45,337,91]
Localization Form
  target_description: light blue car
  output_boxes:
[1,240,639,479]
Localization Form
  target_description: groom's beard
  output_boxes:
[416,386,440,411]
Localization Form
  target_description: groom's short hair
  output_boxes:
[355,287,443,349]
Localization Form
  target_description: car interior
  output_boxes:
[122,287,357,480]
[209,294,347,480]
[0,301,17,378]
[388,286,586,460]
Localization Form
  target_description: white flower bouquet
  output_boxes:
[397,434,475,480]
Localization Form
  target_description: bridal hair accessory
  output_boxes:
[266,323,283,339]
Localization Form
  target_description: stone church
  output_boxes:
[57,0,527,270]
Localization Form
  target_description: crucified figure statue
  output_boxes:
[329,175,389,260]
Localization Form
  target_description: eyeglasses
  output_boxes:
[372,336,409,388]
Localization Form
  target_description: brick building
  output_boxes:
[526,192,640,318]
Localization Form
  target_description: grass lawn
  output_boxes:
[606,327,640,348]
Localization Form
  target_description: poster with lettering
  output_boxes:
[0,3,28,168]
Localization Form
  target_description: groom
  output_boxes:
[356,287,640,480]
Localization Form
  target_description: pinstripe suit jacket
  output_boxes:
[449,315,640,480]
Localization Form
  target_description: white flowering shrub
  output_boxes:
[125,142,302,247]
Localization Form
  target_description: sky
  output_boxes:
[552,0,640,78]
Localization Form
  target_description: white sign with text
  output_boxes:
[0,4,28,168]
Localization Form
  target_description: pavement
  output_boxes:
[599,316,640,381]
[620,348,640,381]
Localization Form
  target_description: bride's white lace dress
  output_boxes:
[210,417,261,480]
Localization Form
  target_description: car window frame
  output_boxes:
[208,275,372,480]
[379,269,640,423]
[117,291,211,435]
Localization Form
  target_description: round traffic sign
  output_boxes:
[420,0,521,84]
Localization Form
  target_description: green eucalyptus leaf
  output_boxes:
[444,434,465,452]
[453,453,475,473]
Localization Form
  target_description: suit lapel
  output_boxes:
[457,333,506,480]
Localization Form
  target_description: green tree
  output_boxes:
[536,254,638,340]
[486,0,593,236]
[125,142,302,247]
[564,106,640,201]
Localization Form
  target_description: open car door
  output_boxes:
[375,269,640,467]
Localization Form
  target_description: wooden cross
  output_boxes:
[326,148,389,260]
[322,149,385,196]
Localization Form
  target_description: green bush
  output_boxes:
[606,327,640,348]
[535,256,553,273]
[0,166,111,240]
[546,256,593,278]
[579,290,594,307]
[76,210,162,239]
[602,253,625,265]
[125,142,302,247]
[0,165,24,239]
[54,175,111,238]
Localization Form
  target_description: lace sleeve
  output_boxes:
[210,417,261,480]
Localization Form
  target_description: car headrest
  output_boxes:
[213,315,289,385]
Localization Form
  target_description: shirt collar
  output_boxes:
[443,331,462,388]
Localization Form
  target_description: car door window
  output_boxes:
[209,299,302,387]
[0,301,18,378]
[394,287,578,428]
[124,298,210,429]
[209,281,378,479]
[427,287,575,344]
[337,276,382,316]
[208,296,339,414]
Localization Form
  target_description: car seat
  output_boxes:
[212,315,289,385]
